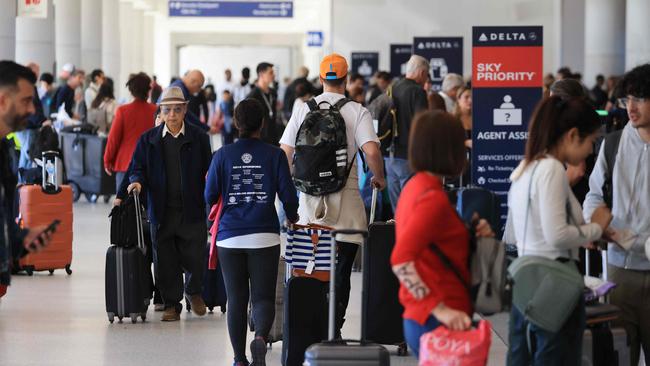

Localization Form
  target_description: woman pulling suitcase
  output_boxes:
[204,98,299,366]
[390,111,495,358]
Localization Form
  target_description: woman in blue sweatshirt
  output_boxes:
[205,98,299,366]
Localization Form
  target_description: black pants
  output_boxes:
[150,210,206,312]
[218,245,280,363]
[335,241,358,338]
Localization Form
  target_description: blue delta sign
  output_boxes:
[169,1,293,18]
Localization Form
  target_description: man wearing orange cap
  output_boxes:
[280,53,386,338]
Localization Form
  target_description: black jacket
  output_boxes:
[129,123,212,226]
[0,141,27,285]
[247,86,280,145]
[391,78,428,158]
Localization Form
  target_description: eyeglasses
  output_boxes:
[617,96,647,108]
[160,106,185,115]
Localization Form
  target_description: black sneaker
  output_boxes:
[249,337,266,366]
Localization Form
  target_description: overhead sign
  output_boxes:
[413,37,463,92]
[351,52,379,84]
[390,44,412,78]
[472,26,543,231]
[307,31,323,47]
[169,1,293,17]
[17,0,48,18]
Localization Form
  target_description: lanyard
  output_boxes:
[260,92,273,118]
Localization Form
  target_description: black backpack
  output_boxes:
[293,98,352,196]
[602,129,623,209]
[367,86,397,156]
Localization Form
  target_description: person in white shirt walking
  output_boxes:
[280,53,386,339]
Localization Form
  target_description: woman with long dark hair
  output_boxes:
[506,96,613,364]
[88,78,117,135]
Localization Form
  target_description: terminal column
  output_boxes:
[101,0,120,85]
[625,0,650,70]
[81,0,103,71]
[15,0,56,73]
[54,0,82,70]
[0,0,16,60]
[584,0,626,83]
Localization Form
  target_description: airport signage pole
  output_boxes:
[390,44,412,78]
[413,37,463,92]
[471,26,543,231]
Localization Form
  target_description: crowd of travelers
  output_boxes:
[1,53,649,366]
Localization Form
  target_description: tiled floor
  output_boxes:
[0,202,509,366]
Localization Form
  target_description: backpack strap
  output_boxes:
[333,97,352,110]
[602,129,623,209]
[306,98,319,111]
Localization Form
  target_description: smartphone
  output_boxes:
[27,219,60,252]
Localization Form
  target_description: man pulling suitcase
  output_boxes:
[128,86,212,321]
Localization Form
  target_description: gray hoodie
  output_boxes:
[583,123,650,270]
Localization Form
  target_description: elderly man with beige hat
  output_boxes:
[128,86,212,321]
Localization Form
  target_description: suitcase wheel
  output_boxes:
[397,343,408,356]
[107,313,115,323]
[208,306,214,313]
[130,314,138,324]
[70,181,81,202]
[65,264,72,275]
[220,305,226,313]
[48,269,54,275]
[141,313,147,322]
[25,267,34,276]
[103,195,111,204]
[85,193,98,203]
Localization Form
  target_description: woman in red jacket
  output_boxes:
[104,73,157,189]
[390,111,493,358]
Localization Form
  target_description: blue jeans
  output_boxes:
[15,129,35,170]
[403,315,442,359]
[385,157,412,213]
[508,297,585,365]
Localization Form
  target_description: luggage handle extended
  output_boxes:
[369,187,379,223]
[132,191,146,253]
[329,229,368,341]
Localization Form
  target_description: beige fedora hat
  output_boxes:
[159,86,189,105]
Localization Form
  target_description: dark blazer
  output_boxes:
[129,122,212,226]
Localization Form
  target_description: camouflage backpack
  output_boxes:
[293,98,352,196]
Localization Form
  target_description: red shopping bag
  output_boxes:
[419,319,492,366]
[0,284,7,299]
[207,197,223,270]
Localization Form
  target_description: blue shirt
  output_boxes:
[205,138,298,242]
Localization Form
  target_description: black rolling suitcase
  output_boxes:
[282,276,328,366]
[582,248,631,366]
[304,229,390,366]
[363,188,407,354]
[201,243,227,313]
[105,191,149,323]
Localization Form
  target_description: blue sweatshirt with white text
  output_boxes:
[204,138,298,242]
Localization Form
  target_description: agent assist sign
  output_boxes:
[471,26,543,230]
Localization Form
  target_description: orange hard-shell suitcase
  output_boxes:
[18,185,73,275]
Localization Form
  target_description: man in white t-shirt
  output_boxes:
[280,53,386,338]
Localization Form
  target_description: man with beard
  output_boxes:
[0,61,53,293]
